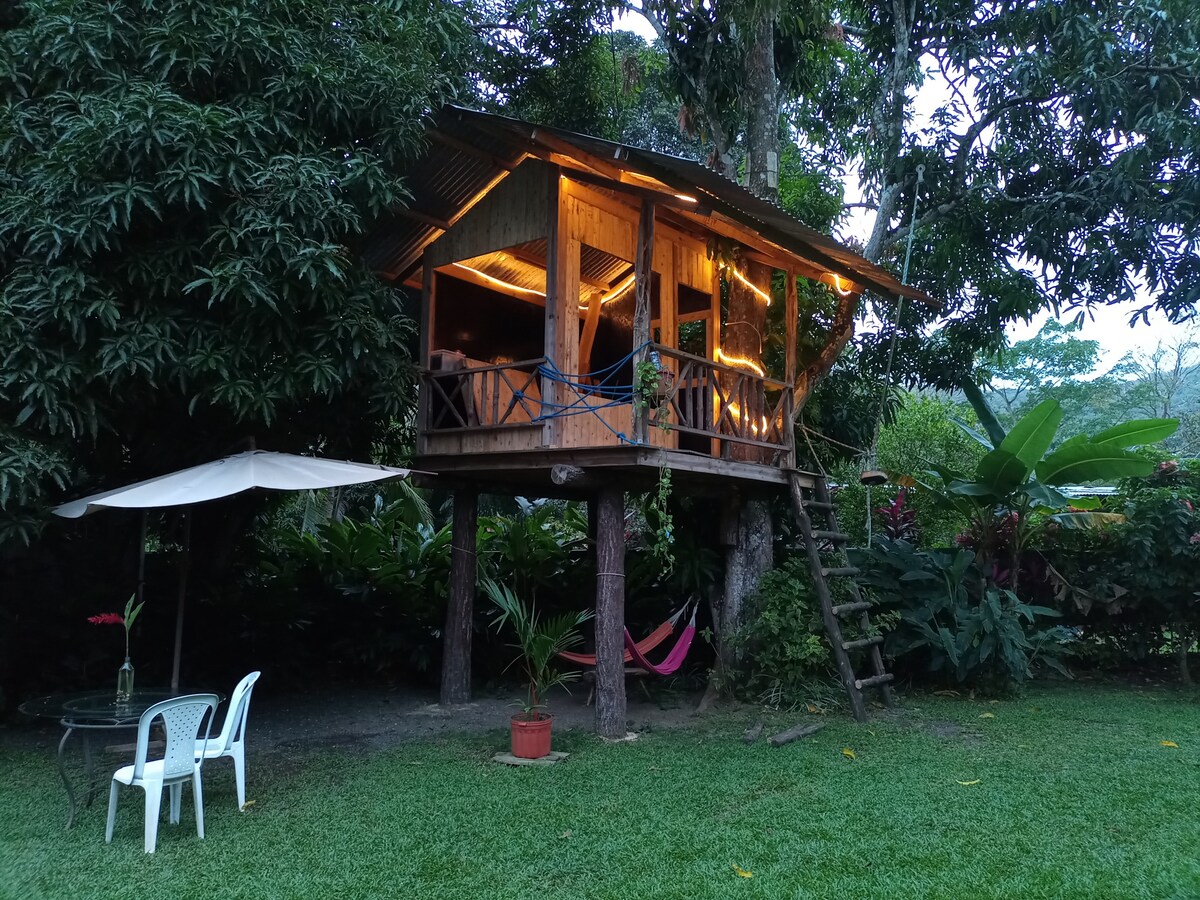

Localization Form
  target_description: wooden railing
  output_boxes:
[419,346,794,467]
[421,357,546,430]
[651,344,794,462]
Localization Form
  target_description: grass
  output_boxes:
[2,683,1198,900]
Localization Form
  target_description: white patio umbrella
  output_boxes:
[54,451,412,690]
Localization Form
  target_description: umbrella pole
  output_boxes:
[170,509,191,693]
[136,511,147,611]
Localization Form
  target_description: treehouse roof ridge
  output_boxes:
[365,106,932,305]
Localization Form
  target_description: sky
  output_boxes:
[611,13,1193,372]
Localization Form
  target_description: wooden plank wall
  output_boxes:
[426,160,552,269]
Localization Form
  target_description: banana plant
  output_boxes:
[901,398,1177,591]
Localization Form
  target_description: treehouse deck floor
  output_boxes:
[412,445,815,497]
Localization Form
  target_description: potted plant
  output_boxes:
[484,579,592,759]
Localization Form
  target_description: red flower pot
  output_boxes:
[510,713,553,759]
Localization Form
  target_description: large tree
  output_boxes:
[0,0,475,543]
[842,0,1200,387]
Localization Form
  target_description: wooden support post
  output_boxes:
[417,262,435,456]
[785,269,798,465]
[544,170,564,448]
[785,269,798,388]
[632,201,655,444]
[593,487,627,739]
[545,169,580,448]
[440,490,477,706]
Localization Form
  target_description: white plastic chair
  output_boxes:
[195,671,261,809]
[106,693,219,853]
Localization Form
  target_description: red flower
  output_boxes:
[87,613,124,625]
[1190,534,1200,546]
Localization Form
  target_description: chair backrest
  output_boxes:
[134,693,220,781]
[210,671,261,752]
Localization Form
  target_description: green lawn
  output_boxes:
[2,684,1198,900]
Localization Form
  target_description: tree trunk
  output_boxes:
[743,11,779,199]
[593,487,627,739]
[1178,629,1193,686]
[724,258,771,461]
[440,490,477,706]
[720,494,773,673]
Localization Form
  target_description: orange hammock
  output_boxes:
[559,601,692,666]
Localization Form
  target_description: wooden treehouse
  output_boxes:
[365,108,929,734]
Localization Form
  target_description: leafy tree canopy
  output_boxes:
[845,0,1200,387]
[0,0,476,543]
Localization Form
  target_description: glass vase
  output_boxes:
[116,657,135,702]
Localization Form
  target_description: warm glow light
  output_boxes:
[599,274,636,304]
[578,274,636,310]
[726,401,770,438]
[715,348,766,378]
[826,273,854,296]
[674,193,698,203]
[452,263,545,298]
[730,268,772,305]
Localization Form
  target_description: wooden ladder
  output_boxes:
[787,472,895,723]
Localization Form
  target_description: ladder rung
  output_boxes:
[821,566,860,578]
[812,530,850,542]
[832,601,872,616]
[855,673,895,690]
[842,635,884,651]
[803,500,834,511]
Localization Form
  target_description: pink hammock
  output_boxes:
[623,608,698,676]
[559,602,690,666]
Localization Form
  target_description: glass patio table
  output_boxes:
[19,688,223,828]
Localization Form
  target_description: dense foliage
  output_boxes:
[725,557,835,707]
[852,538,1070,687]
[1046,461,1200,680]
[827,394,987,547]
[0,0,475,543]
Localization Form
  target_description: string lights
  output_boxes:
[715,348,766,378]
[452,262,546,298]
[728,267,772,305]
[824,273,854,296]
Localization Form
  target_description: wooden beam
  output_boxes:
[531,128,628,182]
[395,207,451,231]
[632,200,655,444]
[563,167,706,218]
[660,242,679,355]
[578,293,603,375]
[785,269,798,387]
[768,722,826,747]
[440,490,477,705]
[428,128,518,172]
[593,487,627,739]
[417,261,435,456]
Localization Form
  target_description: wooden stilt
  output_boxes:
[593,487,627,738]
[440,490,477,706]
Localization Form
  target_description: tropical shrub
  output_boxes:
[726,557,835,706]
[908,398,1177,590]
[852,538,1071,687]
[829,395,987,547]
[1045,461,1200,680]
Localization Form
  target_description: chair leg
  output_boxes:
[193,770,205,840]
[143,786,163,854]
[169,783,182,824]
[232,744,246,809]
[105,781,119,843]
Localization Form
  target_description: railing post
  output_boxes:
[632,200,655,444]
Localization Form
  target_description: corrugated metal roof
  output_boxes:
[364,106,932,304]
